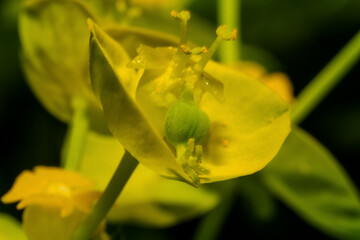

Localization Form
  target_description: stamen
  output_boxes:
[194,25,237,73]
[216,25,238,41]
[171,10,191,45]
[180,45,192,54]
[191,145,210,175]
[195,145,203,163]
[181,162,200,187]
[170,10,193,79]
[186,138,195,157]
[175,138,210,186]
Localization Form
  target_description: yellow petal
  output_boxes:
[2,166,99,217]
[17,195,74,217]
[16,194,74,217]
[34,166,95,188]
[1,170,48,203]
[199,61,291,183]
[72,190,102,213]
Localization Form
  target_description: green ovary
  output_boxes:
[165,101,210,147]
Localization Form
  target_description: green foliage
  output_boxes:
[0,213,27,240]
[261,127,360,239]
[19,0,108,133]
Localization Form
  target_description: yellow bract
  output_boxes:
[198,61,291,182]
[89,19,291,186]
[1,166,101,217]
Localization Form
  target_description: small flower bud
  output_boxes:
[165,101,209,147]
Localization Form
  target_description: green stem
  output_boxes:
[292,30,360,124]
[217,0,241,62]
[72,151,138,240]
[193,181,236,240]
[61,98,89,171]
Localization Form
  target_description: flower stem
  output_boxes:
[193,180,236,240]
[292,30,360,124]
[62,97,89,171]
[72,151,138,240]
[217,0,240,62]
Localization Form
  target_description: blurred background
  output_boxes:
[1,0,359,239]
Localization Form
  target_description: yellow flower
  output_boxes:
[1,166,101,217]
[88,11,291,187]
[18,1,218,227]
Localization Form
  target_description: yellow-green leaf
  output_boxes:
[19,0,107,133]
[0,213,27,240]
[261,128,360,239]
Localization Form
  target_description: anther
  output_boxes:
[174,138,210,186]
[180,45,192,54]
[195,145,203,163]
[171,10,191,45]
[187,138,195,153]
[171,10,191,22]
[170,10,177,18]
[216,25,238,40]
